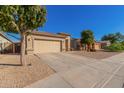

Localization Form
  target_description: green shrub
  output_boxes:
[104,43,124,52]
[121,41,124,45]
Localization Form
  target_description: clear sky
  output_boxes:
[38,5,124,41]
[6,5,124,42]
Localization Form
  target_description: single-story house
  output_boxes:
[25,31,71,54]
[0,31,111,54]
[0,32,15,54]
[1,31,71,54]
[71,39,110,51]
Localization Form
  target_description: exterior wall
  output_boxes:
[62,39,66,51]
[101,43,107,49]
[100,41,111,49]
[0,35,13,53]
[71,38,82,51]
[94,43,101,50]
[26,34,67,54]
[26,35,34,54]
[66,36,71,51]
[32,35,65,41]
[71,39,103,51]
[71,39,78,50]
[57,33,71,51]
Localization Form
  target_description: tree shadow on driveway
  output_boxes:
[0,63,22,66]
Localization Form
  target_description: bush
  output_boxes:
[104,43,124,52]
[121,41,124,45]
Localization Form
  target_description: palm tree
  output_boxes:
[81,30,94,52]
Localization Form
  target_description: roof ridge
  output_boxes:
[31,31,67,38]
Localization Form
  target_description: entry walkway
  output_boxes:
[26,52,124,88]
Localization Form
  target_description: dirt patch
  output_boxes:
[0,55,55,88]
[67,50,122,59]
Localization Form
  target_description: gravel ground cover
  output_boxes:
[67,50,121,59]
[0,54,55,88]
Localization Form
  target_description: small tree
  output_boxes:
[81,30,94,52]
[0,5,46,66]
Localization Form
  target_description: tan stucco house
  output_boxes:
[1,31,71,54]
[0,32,14,54]
[1,30,110,54]
[25,31,71,54]
[71,38,110,51]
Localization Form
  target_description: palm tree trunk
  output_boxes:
[20,34,27,66]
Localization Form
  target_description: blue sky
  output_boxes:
[6,5,124,42]
[38,5,124,41]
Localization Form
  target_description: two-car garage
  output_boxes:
[26,31,71,54]
[34,39,62,53]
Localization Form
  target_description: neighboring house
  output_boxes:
[25,31,71,54]
[0,32,14,54]
[99,41,111,49]
[71,39,110,51]
[71,38,82,51]
[93,41,111,50]
[93,41,101,50]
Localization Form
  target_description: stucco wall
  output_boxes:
[0,35,13,53]
[65,36,71,51]
[94,43,101,50]
[26,34,69,54]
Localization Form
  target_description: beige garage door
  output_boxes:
[34,39,61,53]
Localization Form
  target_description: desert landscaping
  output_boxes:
[67,50,122,59]
[0,54,55,87]
[0,50,124,88]
[0,5,124,88]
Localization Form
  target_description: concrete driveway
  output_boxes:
[26,52,124,88]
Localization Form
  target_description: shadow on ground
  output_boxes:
[0,64,22,66]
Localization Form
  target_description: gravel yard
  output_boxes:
[67,50,122,59]
[0,54,55,88]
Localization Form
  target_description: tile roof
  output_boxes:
[57,32,71,36]
[31,31,67,38]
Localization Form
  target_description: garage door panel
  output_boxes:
[34,40,61,53]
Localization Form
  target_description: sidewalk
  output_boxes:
[26,74,72,88]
